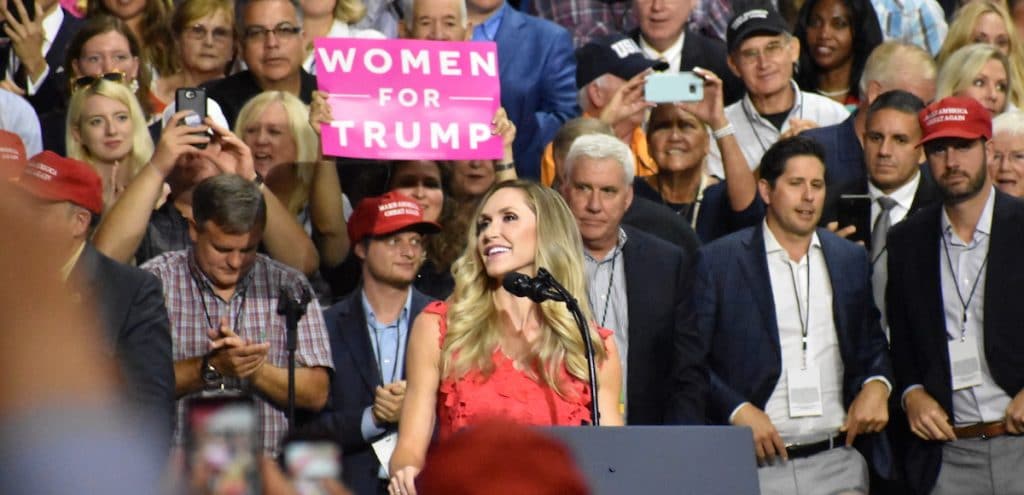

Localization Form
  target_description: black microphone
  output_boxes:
[502,272,542,302]
[501,272,564,303]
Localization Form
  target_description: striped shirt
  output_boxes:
[141,250,333,454]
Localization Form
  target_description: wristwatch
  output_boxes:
[200,353,222,385]
[493,162,515,172]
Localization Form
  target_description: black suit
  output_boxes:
[622,196,701,256]
[306,288,433,495]
[203,69,317,127]
[620,225,706,424]
[0,8,82,115]
[70,243,175,455]
[821,165,942,228]
[887,190,1024,494]
[630,27,744,105]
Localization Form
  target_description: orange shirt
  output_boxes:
[539,118,658,186]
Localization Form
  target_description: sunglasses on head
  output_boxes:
[71,72,128,92]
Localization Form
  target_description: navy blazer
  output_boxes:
[0,8,82,115]
[306,288,433,495]
[802,113,866,190]
[696,225,893,475]
[621,196,701,256]
[71,243,175,455]
[887,190,1024,495]
[493,6,579,179]
[820,164,942,228]
[633,179,765,244]
[620,225,707,425]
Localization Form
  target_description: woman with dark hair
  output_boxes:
[40,15,158,154]
[794,0,883,109]
[87,0,178,82]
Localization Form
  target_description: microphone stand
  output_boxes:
[535,268,600,426]
[277,286,311,431]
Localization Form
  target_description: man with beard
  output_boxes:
[886,96,1024,495]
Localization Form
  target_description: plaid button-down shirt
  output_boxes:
[532,0,638,47]
[142,250,333,455]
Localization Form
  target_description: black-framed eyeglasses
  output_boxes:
[184,24,234,43]
[72,72,127,92]
[242,23,301,42]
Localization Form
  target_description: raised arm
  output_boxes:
[682,67,757,212]
[307,90,349,268]
[389,311,443,495]
[93,112,211,262]
[203,118,320,275]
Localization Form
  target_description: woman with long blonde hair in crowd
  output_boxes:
[66,78,154,210]
[937,0,1024,108]
[936,43,1014,115]
[388,180,624,495]
[236,90,349,287]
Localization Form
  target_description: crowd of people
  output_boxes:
[2,0,1024,494]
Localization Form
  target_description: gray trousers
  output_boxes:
[931,434,1024,495]
[757,446,869,495]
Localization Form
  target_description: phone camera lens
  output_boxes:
[185,90,196,99]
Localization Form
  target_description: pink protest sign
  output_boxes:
[315,38,503,160]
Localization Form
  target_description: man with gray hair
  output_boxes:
[401,0,468,40]
[538,33,668,187]
[203,0,313,126]
[802,41,937,191]
[142,174,333,455]
[560,133,706,426]
[989,110,1024,199]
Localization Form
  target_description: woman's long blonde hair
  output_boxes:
[936,43,1013,114]
[442,181,607,395]
[235,91,318,216]
[937,0,1024,107]
[66,79,154,179]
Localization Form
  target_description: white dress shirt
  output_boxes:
[639,32,684,73]
[868,170,919,228]
[761,223,847,444]
[5,5,63,95]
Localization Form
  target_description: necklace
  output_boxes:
[816,87,850,97]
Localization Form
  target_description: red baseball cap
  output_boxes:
[919,96,992,146]
[11,151,104,215]
[0,130,27,178]
[347,191,441,245]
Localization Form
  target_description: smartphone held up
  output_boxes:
[645,71,705,103]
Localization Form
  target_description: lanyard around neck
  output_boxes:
[785,253,811,370]
[940,233,989,341]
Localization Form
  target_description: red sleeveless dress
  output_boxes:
[426,301,612,440]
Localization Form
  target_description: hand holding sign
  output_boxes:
[315,38,504,161]
[310,90,332,138]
